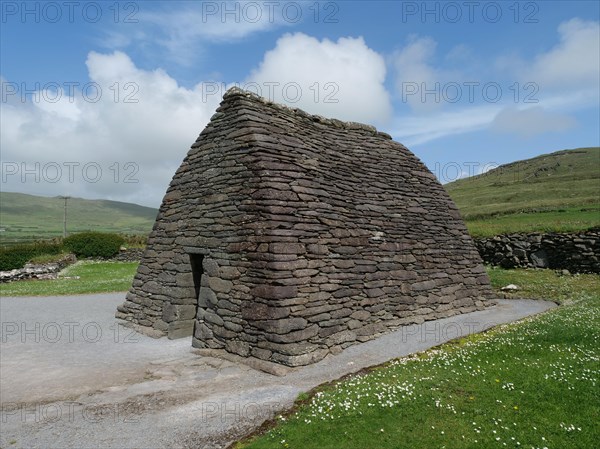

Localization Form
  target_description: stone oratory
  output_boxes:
[116,88,494,367]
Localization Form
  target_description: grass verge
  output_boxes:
[237,268,600,449]
[0,261,138,296]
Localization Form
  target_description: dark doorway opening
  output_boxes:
[189,253,204,340]
[189,253,204,301]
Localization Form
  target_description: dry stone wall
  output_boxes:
[0,263,62,283]
[116,88,495,367]
[475,229,600,273]
[0,254,76,283]
[112,248,145,262]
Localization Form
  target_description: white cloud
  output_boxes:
[392,36,440,112]
[389,19,599,145]
[525,18,600,89]
[1,51,220,207]
[491,106,577,138]
[487,19,599,139]
[495,19,600,91]
[445,44,472,63]
[389,104,500,146]
[391,36,469,113]
[32,88,82,121]
[388,86,591,146]
[246,32,392,125]
[103,2,292,65]
[1,35,393,207]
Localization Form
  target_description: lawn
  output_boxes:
[0,260,138,296]
[487,266,600,304]
[464,207,600,238]
[237,268,600,449]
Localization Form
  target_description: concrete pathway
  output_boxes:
[0,293,556,448]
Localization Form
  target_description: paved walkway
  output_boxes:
[0,294,556,448]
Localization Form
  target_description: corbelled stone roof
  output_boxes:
[218,87,392,139]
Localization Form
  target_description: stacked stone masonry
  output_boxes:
[475,229,600,273]
[116,88,495,367]
[0,254,76,283]
[112,248,146,262]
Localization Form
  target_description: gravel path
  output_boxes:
[0,294,556,448]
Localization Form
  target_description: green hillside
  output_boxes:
[2,148,598,244]
[0,192,158,245]
[445,147,600,237]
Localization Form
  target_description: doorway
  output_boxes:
[189,253,204,300]
[188,253,204,333]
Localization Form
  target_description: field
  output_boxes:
[0,192,157,245]
[0,261,138,296]
[445,147,600,237]
[238,269,600,449]
[462,206,600,237]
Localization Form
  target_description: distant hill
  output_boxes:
[445,147,600,237]
[2,148,598,243]
[0,192,158,245]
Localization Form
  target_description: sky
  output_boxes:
[1,0,599,208]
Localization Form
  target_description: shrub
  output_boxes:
[121,233,148,248]
[63,232,124,258]
[0,241,64,271]
[29,252,71,264]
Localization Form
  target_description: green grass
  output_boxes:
[0,192,157,245]
[464,207,600,237]
[445,147,600,237]
[28,252,72,264]
[0,261,138,296]
[238,269,600,449]
[487,266,600,304]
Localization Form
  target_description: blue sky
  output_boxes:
[1,1,599,207]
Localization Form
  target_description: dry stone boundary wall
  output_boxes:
[474,229,600,273]
[0,254,76,283]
